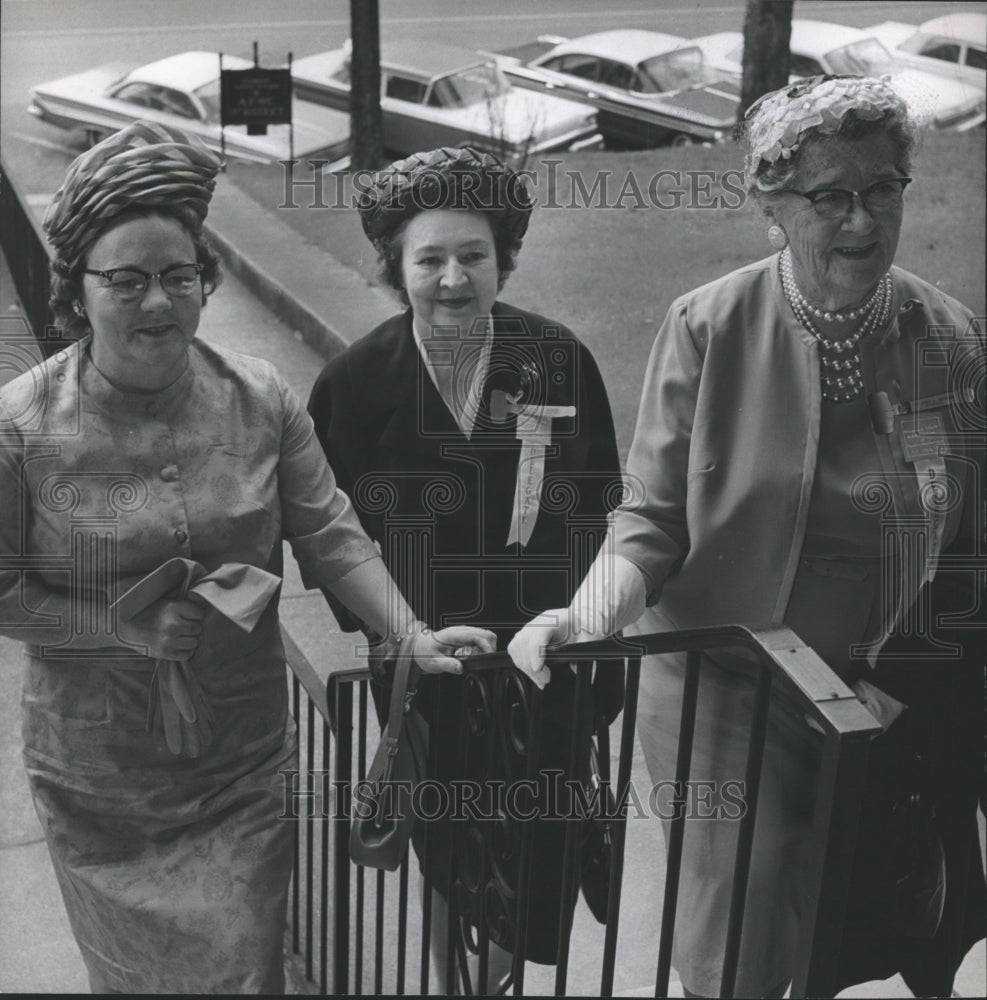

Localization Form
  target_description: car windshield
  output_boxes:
[826,38,893,75]
[195,80,221,124]
[637,46,711,93]
[429,62,510,107]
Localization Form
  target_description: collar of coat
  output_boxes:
[346,302,578,460]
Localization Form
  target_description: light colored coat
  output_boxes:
[615,255,981,656]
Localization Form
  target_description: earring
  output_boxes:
[72,301,87,317]
[767,225,788,250]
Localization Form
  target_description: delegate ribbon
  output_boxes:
[491,389,575,547]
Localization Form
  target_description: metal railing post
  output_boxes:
[655,648,701,997]
[791,727,874,997]
[720,665,772,998]
[332,675,353,995]
[600,654,640,997]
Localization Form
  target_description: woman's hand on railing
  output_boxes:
[507,608,572,690]
[413,625,497,675]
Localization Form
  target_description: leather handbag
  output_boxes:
[349,640,428,871]
[579,720,617,924]
[849,709,947,940]
[871,716,947,939]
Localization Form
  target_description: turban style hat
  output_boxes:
[357,146,533,250]
[44,120,223,269]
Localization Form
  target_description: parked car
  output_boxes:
[28,51,352,167]
[291,40,601,163]
[694,20,986,131]
[869,13,986,91]
[486,30,742,149]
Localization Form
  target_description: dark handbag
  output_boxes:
[872,720,947,939]
[580,720,617,924]
[853,710,947,940]
[349,643,428,871]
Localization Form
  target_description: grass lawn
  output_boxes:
[229,130,985,456]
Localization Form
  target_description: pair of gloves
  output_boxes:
[112,558,280,757]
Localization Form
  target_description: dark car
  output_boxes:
[486,29,741,148]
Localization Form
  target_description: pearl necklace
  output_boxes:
[779,249,893,403]
[787,276,884,323]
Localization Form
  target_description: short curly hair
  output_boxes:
[357,146,533,303]
[49,208,222,339]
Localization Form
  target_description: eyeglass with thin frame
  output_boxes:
[82,263,204,302]
[785,177,912,219]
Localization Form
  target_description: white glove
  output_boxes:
[507,608,571,690]
[508,551,648,690]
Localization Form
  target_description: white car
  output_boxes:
[29,51,352,167]
[695,20,986,131]
[869,13,986,91]
[292,40,601,163]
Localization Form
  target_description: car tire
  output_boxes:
[668,132,693,148]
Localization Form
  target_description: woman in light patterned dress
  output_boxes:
[0,121,494,994]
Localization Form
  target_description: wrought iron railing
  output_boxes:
[281,623,881,997]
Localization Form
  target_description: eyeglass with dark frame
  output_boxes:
[82,263,204,302]
[786,177,912,219]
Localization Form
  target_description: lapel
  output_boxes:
[376,308,523,463]
[376,311,465,462]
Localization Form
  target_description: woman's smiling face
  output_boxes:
[768,132,907,309]
[399,209,499,337]
[82,213,201,390]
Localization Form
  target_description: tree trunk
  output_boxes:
[349,0,383,169]
[739,0,793,118]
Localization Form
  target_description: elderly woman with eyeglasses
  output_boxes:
[0,122,495,994]
[510,76,985,997]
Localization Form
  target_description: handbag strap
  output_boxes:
[384,630,422,755]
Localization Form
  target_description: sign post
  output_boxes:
[219,42,294,160]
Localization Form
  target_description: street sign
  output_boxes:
[220,66,292,134]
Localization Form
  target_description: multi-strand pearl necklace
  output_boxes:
[779,248,893,403]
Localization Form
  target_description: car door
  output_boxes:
[532,52,638,141]
[533,52,605,102]
[380,71,433,153]
[591,57,655,144]
[103,80,163,134]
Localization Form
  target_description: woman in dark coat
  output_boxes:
[307,147,623,990]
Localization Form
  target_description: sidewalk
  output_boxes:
[1,175,984,996]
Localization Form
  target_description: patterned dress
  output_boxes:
[0,338,379,993]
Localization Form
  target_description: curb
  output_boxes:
[204,219,348,362]
[205,173,394,363]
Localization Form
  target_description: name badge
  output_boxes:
[899,412,948,463]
